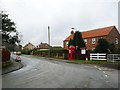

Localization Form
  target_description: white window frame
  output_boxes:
[115,38,118,44]
[84,39,87,45]
[92,38,96,44]
[81,49,86,54]
[92,48,95,51]
[66,41,69,46]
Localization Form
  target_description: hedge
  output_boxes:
[33,49,65,55]
[21,49,32,55]
[22,49,68,59]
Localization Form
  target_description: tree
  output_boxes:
[68,39,73,47]
[94,38,118,53]
[94,38,109,53]
[72,31,85,51]
[68,31,85,51]
[1,11,20,51]
[67,31,85,59]
[108,43,117,53]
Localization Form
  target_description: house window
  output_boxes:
[66,41,69,46]
[92,38,96,44]
[84,39,87,45]
[92,48,95,51]
[116,38,118,44]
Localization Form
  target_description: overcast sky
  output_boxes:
[0,0,119,47]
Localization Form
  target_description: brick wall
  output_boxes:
[85,36,107,50]
[63,27,120,50]
[106,28,120,49]
[63,41,68,50]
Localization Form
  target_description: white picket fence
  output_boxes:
[90,53,106,60]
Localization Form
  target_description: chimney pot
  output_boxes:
[71,30,74,34]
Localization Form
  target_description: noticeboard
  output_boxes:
[81,49,86,54]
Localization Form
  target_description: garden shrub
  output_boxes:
[33,49,68,59]
[21,49,32,55]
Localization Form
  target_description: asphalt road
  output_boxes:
[2,55,119,88]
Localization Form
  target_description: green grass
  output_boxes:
[23,54,119,65]
[74,60,119,64]
[2,60,13,68]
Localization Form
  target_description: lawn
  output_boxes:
[2,60,13,68]
[74,59,119,64]
[73,60,120,69]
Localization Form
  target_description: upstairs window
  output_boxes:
[116,38,118,44]
[92,38,96,44]
[66,41,69,46]
[84,39,87,45]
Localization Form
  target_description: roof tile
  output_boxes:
[64,26,115,41]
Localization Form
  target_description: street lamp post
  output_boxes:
[48,26,50,57]
[18,32,23,51]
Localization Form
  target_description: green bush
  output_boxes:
[116,48,120,54]
[21,49,32,55]
[51,49,64,54]
[2,60,12,68]
[33,49,64,54]
[33,49,66,56]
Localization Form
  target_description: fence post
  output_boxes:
[90,54,92,61]
[90,53,107,61]
[113,54,114,63]
[97,53,99,60]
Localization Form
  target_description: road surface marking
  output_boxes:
[105,75,108,78]
[98,68,102,70]
[94,66,97,68]
[106,81,110,83]
[103,71,105,73]
[84,84,87,87]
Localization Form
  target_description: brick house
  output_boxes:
[35,42,52,50]
[23,42,35,50]
[63,26,120,50]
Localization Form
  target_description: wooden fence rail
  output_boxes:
[90,53,106,60]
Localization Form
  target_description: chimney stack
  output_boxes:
[71,30,74,34]
[71,28,75,34]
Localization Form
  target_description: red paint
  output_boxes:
[2,48,10,62]
[68,46,76,60]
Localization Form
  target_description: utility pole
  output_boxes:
[48,26,50,57]
[19,32,23,51]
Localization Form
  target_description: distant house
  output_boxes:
[52,46,63,50]
[63,26,120,50]
[36,42,52,50]
[23,42,35,50]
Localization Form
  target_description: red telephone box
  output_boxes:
[68,46,76,60]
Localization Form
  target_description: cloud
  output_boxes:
[1,0,118,47]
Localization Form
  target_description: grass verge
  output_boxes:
[2,60,13,68]
[74,60,119,64]
[74,60,120,69]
